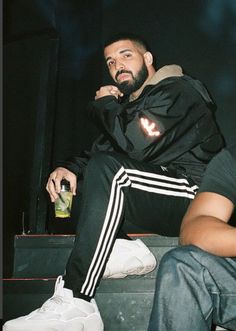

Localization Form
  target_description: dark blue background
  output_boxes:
[4,0,236,275]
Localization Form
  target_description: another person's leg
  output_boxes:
[148,245,236,331]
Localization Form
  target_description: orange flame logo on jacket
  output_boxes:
[140,117,160,137]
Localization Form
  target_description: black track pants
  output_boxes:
[64,152,198,300]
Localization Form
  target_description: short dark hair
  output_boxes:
[103,32,151,53]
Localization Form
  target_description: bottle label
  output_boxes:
[54,191,73,218]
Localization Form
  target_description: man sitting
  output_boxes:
[148,144,236,331]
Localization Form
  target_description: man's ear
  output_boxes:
[144,52,153,66]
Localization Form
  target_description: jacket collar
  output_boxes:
[129,64,183,102]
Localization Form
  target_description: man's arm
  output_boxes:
[90,78,216,155]
[180,192,236,257]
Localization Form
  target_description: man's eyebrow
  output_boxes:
[105,48,133,62]
[119,48,133,54]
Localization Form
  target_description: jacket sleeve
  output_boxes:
[89,77,215,156]
[55,151,91,178]
[55,134,114,178]
[89,95,135,151]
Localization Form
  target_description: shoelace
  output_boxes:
[39,276,72,312]
[40,295,68,312]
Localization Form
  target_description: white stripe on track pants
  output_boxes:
[64,152,198,300]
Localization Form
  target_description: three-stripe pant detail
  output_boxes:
[64,152,199,300]
[80,167,197,298]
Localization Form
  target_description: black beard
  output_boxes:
[116,63,149,96]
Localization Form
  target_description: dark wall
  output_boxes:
[5,0,103,159]
[4,0,103,275]
[4,0,236,275]
[4,33,60,275]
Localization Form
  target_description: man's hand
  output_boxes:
[95,85,123,100]
[46,167,77,202]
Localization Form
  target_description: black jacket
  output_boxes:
[58,70,224,186]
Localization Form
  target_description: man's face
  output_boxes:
[104,40,149,95]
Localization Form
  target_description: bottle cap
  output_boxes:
[61,179,70,192]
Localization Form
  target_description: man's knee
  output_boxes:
[159,245,202,270]
[154,246,205,293]
[86,152,125,175]
[159,245,213,274]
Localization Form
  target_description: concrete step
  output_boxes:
[3,235,226,330]
[13,234,179,278]
[3,277,225,330]
[3,234,178,330]
[3,277,156,330]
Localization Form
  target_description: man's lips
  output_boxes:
[117,73,131,82]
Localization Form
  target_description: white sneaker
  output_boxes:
[103,239,156,278]
[3,276,104,331]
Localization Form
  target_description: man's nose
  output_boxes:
[115,60,125,70]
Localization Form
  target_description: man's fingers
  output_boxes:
[53,176,63,194]
[95,85,123,100]
[46,178,59,202]
[70,183,77,196]
[67,177,77,195]
[46,167,77,202]
[46,174,61,202]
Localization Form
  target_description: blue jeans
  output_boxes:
[148,245,236,331]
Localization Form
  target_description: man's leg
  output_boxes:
[148,246,236,331]
[3,152,197,331]
[64,151,197,301]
